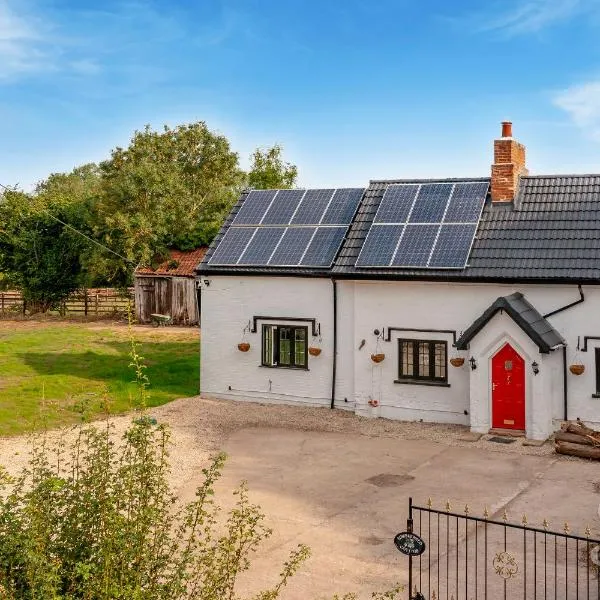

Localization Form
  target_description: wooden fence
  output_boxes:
[0,289,134,317]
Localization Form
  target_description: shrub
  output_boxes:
[0,333,402,599]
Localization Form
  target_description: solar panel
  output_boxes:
[374,184,418,223]
[444,182,488,223]
[392,224,439,267]
[232,190,277,225]
[301,227,347,266]
[428,224,478,268]
[321,188,363,225]
[291,189,335,224]
[408,183,453,223]
[268,227,316,266]
[356,225,404,267]
[237,227,286,265]
[356,181,489,269]
[208,187,364,269]
[262,189,306,225]
[208,227,256,265]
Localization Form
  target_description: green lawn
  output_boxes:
[0,322,199,435]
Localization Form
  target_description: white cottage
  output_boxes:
[197,122,600,441]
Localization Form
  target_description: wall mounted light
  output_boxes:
[532,361,539,375]
[469,356,477,370]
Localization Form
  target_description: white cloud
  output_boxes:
[553,80,600,138]
[467,0,600,36]
[0,0,49,78]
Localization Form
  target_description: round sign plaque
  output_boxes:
[394,531,426,556]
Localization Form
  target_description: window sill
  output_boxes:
[260,365,310,372]
[394,379,450,388]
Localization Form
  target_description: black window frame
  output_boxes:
[261,324,308,370]
[396,338,448,385]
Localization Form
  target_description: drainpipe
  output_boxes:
[563,346,568,422]
[542,286,584,423]
[542,284,584,319]
[330,278,338,410]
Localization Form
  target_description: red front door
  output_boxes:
[492,343,525,430]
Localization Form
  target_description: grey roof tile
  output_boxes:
[199,174,600,282]
[456,292,565,353]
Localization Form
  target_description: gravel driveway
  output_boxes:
[0,397,596,599]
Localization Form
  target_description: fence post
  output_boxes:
[1,293,3,314]
[84,289,88,316]
[408,497,413,600]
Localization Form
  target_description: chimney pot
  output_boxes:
[501,121,513,138]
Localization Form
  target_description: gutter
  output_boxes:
[542,284,584,319]
[330,278,338,410]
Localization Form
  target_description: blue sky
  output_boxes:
[1,0,600,190]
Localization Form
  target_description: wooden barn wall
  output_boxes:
[134,276,198,325]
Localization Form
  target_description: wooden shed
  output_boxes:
[134,248,206,325]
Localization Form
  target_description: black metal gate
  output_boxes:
[406,497,600,599]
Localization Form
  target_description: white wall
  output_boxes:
[350,281,600,431]
[200,276,600,433]
[200,276,334,407]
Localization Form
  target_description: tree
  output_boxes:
[247,145,297,190]
[0,165,100,311]
[93,123,245,284]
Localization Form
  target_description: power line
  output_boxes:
[0,181,134,265]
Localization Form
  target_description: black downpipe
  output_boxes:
[330,279,337,409]
[542,285,584,423]
[563,346,568,421]
[542,284,584,319]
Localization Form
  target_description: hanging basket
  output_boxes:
[569,363,585,375]
[371,353,385,364]
[308,346,322,356]
[237,342,250,352]
[450,357,465,368]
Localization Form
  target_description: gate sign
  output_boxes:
[394,531,425,556]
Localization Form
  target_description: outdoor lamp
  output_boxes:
[532,361,539,375]
[469,356,477,370]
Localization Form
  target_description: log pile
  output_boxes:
[555,419,600,459]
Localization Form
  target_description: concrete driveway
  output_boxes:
[211,427,600,600]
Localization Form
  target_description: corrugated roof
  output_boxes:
[198,175,600,282]
[455,292,566,353]
[136,247,207,278]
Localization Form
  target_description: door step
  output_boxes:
[489,428,526,438]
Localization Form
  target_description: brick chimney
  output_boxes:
[490,121,528,202]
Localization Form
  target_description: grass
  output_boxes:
[0,322,199,435]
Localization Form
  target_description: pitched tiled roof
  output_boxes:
[136,248,207,278]
[455,292,565,353]
[198,174,600,282]
[333,174,600,281]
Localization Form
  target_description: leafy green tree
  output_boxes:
[93,123,245,284]
[247,145,297,190]
[0,165,100,311]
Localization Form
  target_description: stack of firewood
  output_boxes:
[555,419,600,459]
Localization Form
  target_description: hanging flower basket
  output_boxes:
[569,363,585,375]
[450,357,465,368]
[237,342,250,352]
[371,353,385,364]
[308,346,322,356]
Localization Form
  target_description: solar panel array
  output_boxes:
[355,181,488,269]
[208,188,364,268]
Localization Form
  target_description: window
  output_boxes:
[262,325,308,369]
[397,339,447,384]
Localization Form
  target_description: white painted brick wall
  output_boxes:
[200,276,600,432]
